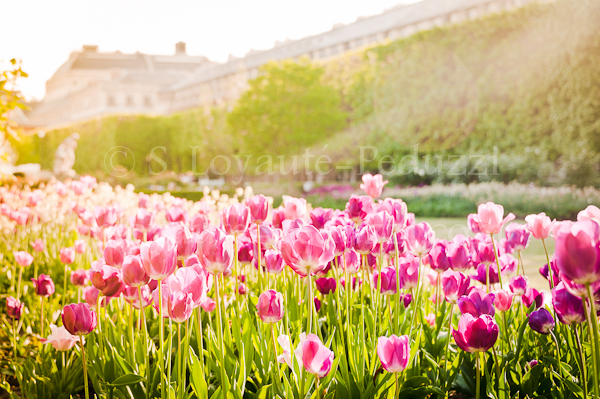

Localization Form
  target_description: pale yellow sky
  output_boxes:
[1,0,422,101]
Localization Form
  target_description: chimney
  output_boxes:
[175,42,186,55]
[82,45,98,52]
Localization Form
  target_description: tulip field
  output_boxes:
[2,174,600,399]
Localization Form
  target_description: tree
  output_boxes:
[227,59,347,157]
[1,59,28,143]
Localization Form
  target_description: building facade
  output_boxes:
[25,0,547,128]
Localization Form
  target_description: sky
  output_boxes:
[2,0,422,101]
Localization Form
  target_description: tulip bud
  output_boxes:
[476,202,515,235]
[90,265,124,297]
[222,203,250,236]
[377,335,410,373]
[31,274,55,297]
[494,289,513,311]
[528,308,555,334]
[245,195,269,224]
[71,270,90,287]
[453,313,499,352]
[104,239,126,267]
[14,251,34,267]
[295,333,334,378]
[405,223,435,257]
[509,275,528,296]
[6,296,24,320]
[60,247,76,265]
[525,212,555,240]
[315,277,337,295]
[62,303,97,335]
[140,236,178,280]
[122,255,150,287]
[441,270,470,304]
[256,289,284,323]
[360,174,387,199]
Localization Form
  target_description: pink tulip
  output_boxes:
[310,208,334,229]
[134,208,154,230]
[74,239,87,254]
[329,225,355,256]
[441,270,470,304]
[424,313,436,326]
[140,236,177,280]
[60,247,76,265]
[505,223,530,251]
[201,297,216,312]
[509,275,528,296]
[44,325,77,351]
[405,223,435,257]
[467,214,482,234]
[14,251,34,267]
[315,277,337,295]
[365,211,394,244]
[522,287,544,309]
[167,291,194,323]
[166,206,188,224]
[264,249,285,274]
[163,267,207,307]
[578,205,600,225]
[237,240,254,264]
[398,255,419,289]
[453,313,499,352]
[83,286,110,308]
[189,213,210,233]
[345,195,375,223]
[354,225,377,255]
[271,207,286,229]
[122,255,150,287]
[31,274,55,297]
[282,196,307,220]
[90,265,124,297]
[162,224,197,259]
[280,225,335,277]
[238,284,248,295]
[341,249,361,273]
[222,203,250,236]
[476,202,515,235]
[71,270,90,287]
[104,239,126,267]
[256,290,284,323]
[196,227,234,275]
[474,236,496,264]
[377,335,410,373]
[62,303,97,335]
[245,195,269,224]
[554,220,600,285]
[295,333,334,378]
[250,224,281,251]
[378,198,408,233]
[360,174,388,198]
[7,296,23,320]
[494,289,513,311]
[95,206,118,227]
[282,218,307,236]
[31,239,45,252]
[126,285,153,309]
[525,212,555,240]
[373,267,397,295]
[138,193,150,208]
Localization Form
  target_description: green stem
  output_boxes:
[444,304,454,386]
[158,280,165,399]
[490,234,503,288]
[573,324,587,399]
[40,297,45,338]
[408,255,423,340]
[270,324,282,381]
[196,307,204,373]
[138,286,150,399]
[256,223,262,291]
[585,284,600,399]
[177,323,181,399]
[215,274,228,393]
[80,335,89,399]
[476,352,481,399]
[393,234,401,332]
[62,264,69,306]
[541,239,554,288]
[12,319,17,361]
[308,275,314,334]
[16,266,23,299]
[97,293,104,359]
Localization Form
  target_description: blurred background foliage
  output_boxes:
[9,0,600,188]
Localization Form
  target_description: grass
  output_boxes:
[418,217,553,290]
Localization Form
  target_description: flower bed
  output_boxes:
[1,175,599,398]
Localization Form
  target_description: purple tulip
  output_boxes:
[315,277,337,295]
[441,270,470,304]
[552,282,586,325]
[528,308,555,334]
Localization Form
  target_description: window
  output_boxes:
[107,96,115,106]
[126,96,134,106]
[144,96,152,107]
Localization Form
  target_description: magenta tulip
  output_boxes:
[140,236,177,280]
[264,249,285,274]
[315,277,337,295]
[32,274,55,297]
[468,213,482,234]
[163,267,207,307]
[447,242,471,271]
[458,288,495,317]
[378,198,408,233]
[494,289,513,311]
[310,208,334,229]
[509,275,528,296]
[428,241,450,272]
[554,220,600,285]
[441,270,470,304]
[522,287,544,309]
[7,296,23,320]
[453,313,498,352]
[552,282,585,325]
[256,290,284,323]
[398,255,419,289]
[62,303,97,335]
[377,335,410,373]
[354,225,377,255]
[90,265,124,297]
[345,195,374,223]
[373,267,397,295]
[505,223,530,251]
[70,270,89,287]
[365,211,394,244]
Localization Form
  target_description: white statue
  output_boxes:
[53,132,79,177]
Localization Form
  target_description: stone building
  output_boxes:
[25,0,549,128]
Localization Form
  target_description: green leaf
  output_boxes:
[108,373,144,387]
